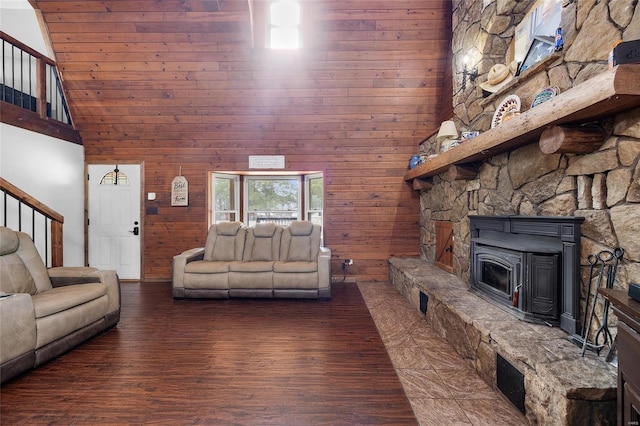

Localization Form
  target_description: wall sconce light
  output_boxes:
[459,55,478,90]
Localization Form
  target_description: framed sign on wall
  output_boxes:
[171,172,188,206]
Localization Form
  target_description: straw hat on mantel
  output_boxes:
[480,63,514,93]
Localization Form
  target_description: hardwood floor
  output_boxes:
[1,282,417,425]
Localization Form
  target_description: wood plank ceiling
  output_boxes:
[33,0,452,282]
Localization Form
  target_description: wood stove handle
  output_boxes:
[513,284,522,307]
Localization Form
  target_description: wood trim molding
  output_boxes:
[1,102,82,145]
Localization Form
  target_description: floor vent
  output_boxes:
[419,291,428,314]
[496,353,526,414]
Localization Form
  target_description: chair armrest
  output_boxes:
[47,267,121,316]
[172,248,205,291]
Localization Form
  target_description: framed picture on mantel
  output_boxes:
[517,35,555,76]
[514,0,562,65]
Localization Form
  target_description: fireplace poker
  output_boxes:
[580,247,624,357]
[592,248,624,352]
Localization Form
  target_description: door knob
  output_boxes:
[129,221,139,235]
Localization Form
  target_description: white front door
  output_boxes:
[88,164,141,280]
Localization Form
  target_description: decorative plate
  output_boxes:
[491,95,521,128]
[531,86,559,108]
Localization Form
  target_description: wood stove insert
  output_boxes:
[469,215,584,334]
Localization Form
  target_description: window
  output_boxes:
[267,0,302,49]
[305,173,323,225]
[211,173,240,223]
[100,168,129,185]
[208,172,323,228]
[245,176,300,225]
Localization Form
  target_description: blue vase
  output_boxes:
[409,155,422,169]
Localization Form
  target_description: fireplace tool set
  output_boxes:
[572,247,624,358]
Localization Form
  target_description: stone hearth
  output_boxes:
[389,257,617,425]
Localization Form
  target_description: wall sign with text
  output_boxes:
[171,175,189,206]
[249,155,285,169]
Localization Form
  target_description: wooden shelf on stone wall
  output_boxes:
[404,64,640,183]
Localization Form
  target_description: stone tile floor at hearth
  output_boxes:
[358,282,526,426]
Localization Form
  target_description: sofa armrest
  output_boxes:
[48,267,101,286]
[0,293,36,365]
[47,267,121,317]
[318,246,332,298]
[172,248,205,293]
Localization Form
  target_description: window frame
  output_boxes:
[209,173,241,225]
[207,172,323,229]
[304,172,323,227]
[243,175,302,226]
[266,0,303,49]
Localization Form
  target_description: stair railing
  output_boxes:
[0,177,64,267]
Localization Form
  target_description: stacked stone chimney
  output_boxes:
[418,1,640,306]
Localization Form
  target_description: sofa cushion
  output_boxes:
[253,222,278,237]
[0,226,19,255]
[203,222,245,262]
[280,221,321,262]
[216,221,243,236]
[35,295,109,349]
[288,237,312,262]
[0,227,53,294]
[229,260,274,272]
[31,282,107,318]
[211,235,238,261]
[0,253,38,294]
[185,260,231,274]
[289,221,314,236]
[243,223,281,262]
[16,232,53,293]
[183,272,229,289]
[273,261,318,273]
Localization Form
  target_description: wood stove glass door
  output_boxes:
[475,250,521,305]
[481,259,511,295]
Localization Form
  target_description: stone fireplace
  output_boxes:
[412,0,640,325]
[389,1,639,423]
[469,215,583,333]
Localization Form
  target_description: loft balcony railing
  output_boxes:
[1,31,71,125]
[0,177,64,268]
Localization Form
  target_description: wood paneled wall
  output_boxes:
[34,0,452,282]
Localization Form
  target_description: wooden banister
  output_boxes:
[0,177,64,266]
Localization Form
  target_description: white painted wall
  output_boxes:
[0,1,50,57]
[1,124,85,266]
[1,1,85,266]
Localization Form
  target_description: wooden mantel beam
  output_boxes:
[404,64,640,181]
